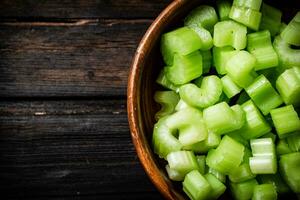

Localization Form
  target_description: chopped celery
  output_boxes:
[175,99,193,111]
[221,75,242,98]
[196,155,206,174]
[161,27,202,65]
[226,51,257,88]
[183,170,211,200]
[206,136,245,174]
[276,139,292,156]
[165,164,184,181]
[213,46,238,75]
[279,152,300,193]
[179,75,222,109]
[204,173,226,199]
[259,3,282,36]
[229,5,262,30]
[167,151,199,176]
[280,12,300,46]
[286,133,300,152]
[185,131,221,154]
[247,30,278,70]
[246,75,283,115]
[216,0,231,21]
[270,105,300,139]
[232,0,262,11]
[189,26,213,51]
[156,68,180,91]
[207,167,226,183]
[252,184,277,200]
[257,173,291,194]
[201,50,212,74]
[154,91,179,120]
[276,67,300,106]
[230,179,258,200]
[166,51,202,85]
[184,5,218,33]
[250,138,275,157]
[213,20,247,50]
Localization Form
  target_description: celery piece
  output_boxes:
[229,5,262,30]
[230,179,258,200]
[286,133,300,152]
[203,102,245,135]
[252,184,277,200]
[257,173,291,194]
[226,51,257,88]
[279,152,300,193]
[216,0,231,21]
[156,68,180,91]
[161,27,202,65]
[206,136,245,174]
[273,36,300,68]
[167,151,199,176]
[232,0,262,11]
[175,99,193,111]
[201,50,212,74]
[213,46,238,75]
[247,30,278,70]
[276,67,300,106]
[213,20,247,50]
[237,91,250,105]
[276,139,292,156]
[184,5,218,33]
[246,75,283,115]
[239,100,271,139]
[186,131,221,154]
[179,75,222,108]
[165,164,184,181]
[154,91,179,120]
[259,3,282,36]
[196,155,206,174]
[207,167,226,183]
[270,105,300,139]
[221,75,242,98]
[166,51,202,85]
[280,12,300,46]
[205,173,226,199]
[250,138,275,157]
[183,170,212,200]
[189,25,213,51]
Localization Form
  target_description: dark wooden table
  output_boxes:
[0,0,172,199]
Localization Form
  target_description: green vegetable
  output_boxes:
[165,164,184,181]
[259,3,282,36]
[252,184,277,200]
[286,133,300,152]
[216,0,231,21]
[205,173,226,199]
[167,151,199,176]
[156,68,180,91]
[196,155,206,174]
[207,167,227,183]
[189,26,214,51]
[276,139,292,156]
[280,12,300,46]
[229,5,262,30]
[201,50,212,73]
[185,131,221,154]
[230,179,258,200]
[257,173,291,194]
[154,91,179,120]
[232,0,262,11]
[221,75,242,98]
[213,46,238,75]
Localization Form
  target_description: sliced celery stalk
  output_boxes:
[179,75,222,108]
[175,99,193,111]
[225,51,257,88]
[154,91,179,120]
[196,155,206,174]
[201,50,212,74]
[165,164,184,181]
[229,5,262,30]
[260,3,282,36]
[252,184,277,200]
[247,30,278,70]
[213,46,238,75]
[286,133,300,152]
[166,51,202,85]
[279,152,300,193]
[246,75,283,115]
[276,139,292,156]
[183,170,212,200]
[250,138,275,157]
[270,105,300,139]
[189,26,213,51]
[230,179,258,200]
[221,75,242,98]
[184,5,218,33]
[276,67,300,106]
[167,151,199,176]
[185,131,221,154]
[161,27,202,65]
[207,167,226,183]
[232,0,262,11]
[205,173,226,199]
[213,20,247,50]
[156,68,180,91]
[280,12,300,46]
[216,0,231,21]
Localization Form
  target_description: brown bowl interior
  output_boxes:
[128,0,299,199]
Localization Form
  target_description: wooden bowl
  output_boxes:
[127,0,299,199]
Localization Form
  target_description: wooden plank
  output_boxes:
[0,100,161,198]
[0,19,152,97]
[0,0,171,19]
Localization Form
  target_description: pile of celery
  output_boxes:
[153,0,300,199]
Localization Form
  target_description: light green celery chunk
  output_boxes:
[252,184,277,200]
[206,136,245,174]
[165,165,184,181]
[276,67,300,106]
[279,152,300,193]
[286,132,300,152]
[229,5,262,30]
[213,46,238,75]
[230,179,258,200]
[189,26,213,51]
[154,91,179,120]
[213,20,247,50]
[259,3,282,36]
[280,12,300,46]
[232,0,262,11]
[183,170,212,200]
[237,91,250,105]
[201,50,212,73]
[166,51,202,85]
[260,132,276,142]
[216,0,231,21]
[239,100,271,139]
[203,102,245,135]
[167,151,199,176]
[204,173,226,199]
[184,5,218,33]
[156,68,180,91]
[250,138,275,157]
[270,105,300,139]
[221,75,242,98]
[257,173,291,194]
[161,27,202,65]
[196,155,206,174]
[273,36,300,68]
[276,139,292,156]
[186,131,221,154]
[179,75,222,108]
[247,30,278,70]
[246,75,283,115]
[207,167,226,183]
[175,99,193,111]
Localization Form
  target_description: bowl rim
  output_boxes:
[127,0,188,199]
